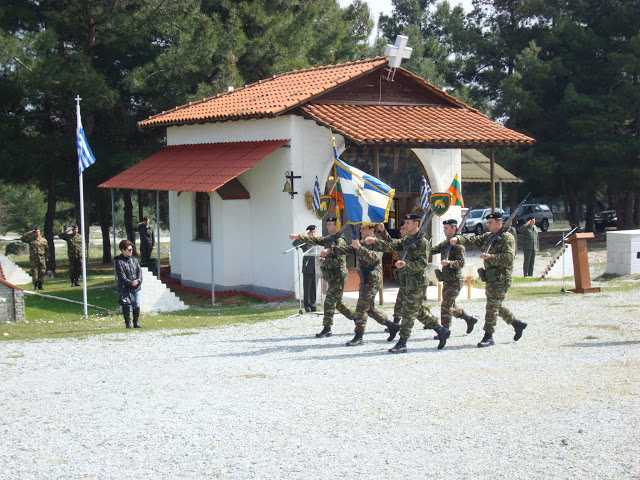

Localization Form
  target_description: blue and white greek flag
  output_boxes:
[312,176,321,211]
[334,158,395,225]
[420,176,432,212]
[77,124,96,175]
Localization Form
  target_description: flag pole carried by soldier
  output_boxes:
[59,224,83,287]
[136,216,155,267]
[320,223,399,346]
[20,227,49,290]
[448,197,530,347]
[364,213,451,353]
[430,218,479,336]
[289,218,356,338]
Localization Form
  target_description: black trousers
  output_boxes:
[303,273,317,309]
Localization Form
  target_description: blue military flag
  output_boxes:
[420,176,432,212]
[77,123,96,175]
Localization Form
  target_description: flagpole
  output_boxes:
[76,95,89,319]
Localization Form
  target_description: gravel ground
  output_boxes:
[1,253,639,479]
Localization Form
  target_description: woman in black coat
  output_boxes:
[114,239,143,328]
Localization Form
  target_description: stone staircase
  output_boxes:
[541,244,574,279]
[139,267,187,313]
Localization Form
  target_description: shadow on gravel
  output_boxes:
[564,340,640,348]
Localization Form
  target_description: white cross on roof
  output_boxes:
[384,35,413,69]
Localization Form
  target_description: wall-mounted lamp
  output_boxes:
[282,170,301,199]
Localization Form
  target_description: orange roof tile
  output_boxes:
[98,140,288,192]
[139,58,388,128]
[299,104,535,147]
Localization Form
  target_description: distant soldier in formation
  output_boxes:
[59,224,83,287]
[293,224,318,312]
[290,217,355,338]
[20,227,49,290]
[365,214,451,353]
[136,216,155,267]
[321,223,398,346]
[450,212,527,347]
[430,218,479,335]
[521,217,539,277]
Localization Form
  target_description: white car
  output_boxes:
[462,208,505,235]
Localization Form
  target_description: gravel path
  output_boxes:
[1,271,639,478]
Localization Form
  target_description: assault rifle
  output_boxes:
[440,207,474,261]
[398,210,436,261]
[482,193,531,254]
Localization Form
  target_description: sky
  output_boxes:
[338,0,475,43]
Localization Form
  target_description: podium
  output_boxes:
[568,233,600,293]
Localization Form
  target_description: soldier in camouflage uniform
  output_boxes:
[20,227,49,290]
[365,214,450,353]
[451,212,528,347]
[59,224,83,287]
[322,224,399,346]
[521,218,538,277]
[289,217,355,338]
[430,219,478,335]
[136,216,155,267]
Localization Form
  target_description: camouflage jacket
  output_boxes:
[430,239,465,281]
[458,231,515,275]
[20,231,49,263]
[330,242,383,286]
[297,234,347,280]
[59,231,83,258]
[371,232,428,288]
[521,225,538,251]
[137,224,155,247]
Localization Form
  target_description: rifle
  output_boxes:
[482,193,531,254]
[398,210,436,261]
[440,207,474,261]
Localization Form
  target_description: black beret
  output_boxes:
[526,217,534,221]
[443,219,458,226]
[485,212,502,220]
[326,217,338,223]
[33,226,39,231]
[404,213,421,221]
[143,216,149,221]
[306,224,317,231]
[71,224,78,228]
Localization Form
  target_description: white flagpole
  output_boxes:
[76,95,89,319]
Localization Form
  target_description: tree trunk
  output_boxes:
[123,190,137,256]
[633,190,639,227]
[138,189,144,221]
[623,191,634,230]
[44,179,57,272]
[561,174,579,227]
[584,189,595,233]
[98,190,112,264]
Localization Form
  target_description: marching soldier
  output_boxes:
[364,214,450,353]
[321,224,398,346]
[522,218,539,277]
[59,224,83,287]
[289,217,356,338]
[430,219,478,335]
[20,227,49,290]
[449,212,527,347]
[136,216,155,267]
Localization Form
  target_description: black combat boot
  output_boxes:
[433,323,450,339]
[512,319,527,341]
[123,306,132,329]
[388,337,407,353]
[38,282,43,290]
[346,326,365,346]
[385,321,400,342]
[477,332,494,348]
[385,316,401,332]
[71,279,75,287]
[74,279,80,287]
[133,307,141,328]
[434,325,451,350]
[315,326,332,338]
[462,313,479,334]
[33,283,38,290]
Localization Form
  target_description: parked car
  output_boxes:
[462,208,504,235]
[594,210,617,231]
[514,204,554,232]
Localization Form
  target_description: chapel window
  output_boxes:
[195,192,211,240]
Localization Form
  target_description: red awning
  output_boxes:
[98,140,289,192]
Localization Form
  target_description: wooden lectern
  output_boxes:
[568,232,600,293]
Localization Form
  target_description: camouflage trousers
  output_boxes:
[323,275,355,327]
[30,259,46,284]
[353,279,387,331]
[69,256,82,280]
[441,279,468,328]
[523,250,536,277]
[397,285,439,339]
[484,275,516,333]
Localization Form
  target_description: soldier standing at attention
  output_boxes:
[20,227,49,290]
[289,217,355,338]
[59,224,83,287]
[449,212,527,347]
[321,224,399,346]
[294,224,318,312]
[136,216,155,267]
[364,214,451,353]
[430,219,479,335]
[521,218,538,277]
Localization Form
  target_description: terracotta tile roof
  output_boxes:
[98,140,288,192]
[298,104,535,147]
[138,58,388,128]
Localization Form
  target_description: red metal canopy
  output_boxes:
[98,140,289,192]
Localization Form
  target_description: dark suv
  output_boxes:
[512,204,554,232]
[594,210,617,231]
